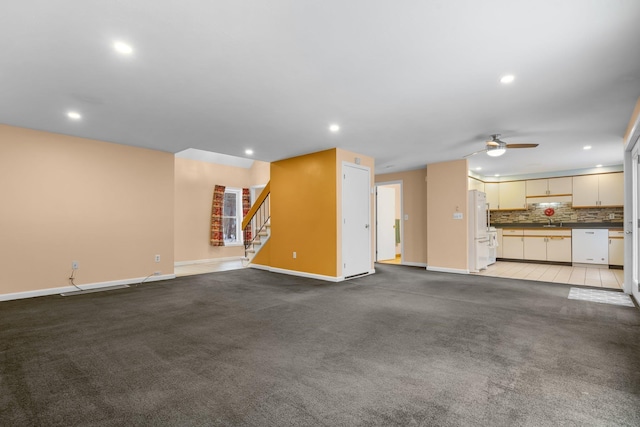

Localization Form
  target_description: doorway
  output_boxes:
[376,182,403,264]
[342,162,372,278]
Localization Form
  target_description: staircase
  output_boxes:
[242,182,270,263]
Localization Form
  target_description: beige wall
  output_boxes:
[375,168,428,265]
[426,159,469,271]
[174,157,270,262]
[0,124,174,296]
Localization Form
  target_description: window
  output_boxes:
[223,188,243,245]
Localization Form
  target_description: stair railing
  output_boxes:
[242,182,270,259]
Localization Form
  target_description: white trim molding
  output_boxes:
[249,264,345,282]
[0,274,175,302]
[426,266,470,275]
[174,256,244,267]
[401,262,427,268]
[249,265,375,282]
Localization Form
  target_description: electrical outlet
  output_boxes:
[293,251,297,259]
[155,254,161,263]
[609,213,615,220]
[153,271,161,276]
[72,261,79,270]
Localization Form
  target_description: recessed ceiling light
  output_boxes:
[475,167,482,171]
[595,164,603,168]
[245,149,254,155]
[329,124,340,132]
[114,41,133,55]
[494,174,500,177]
[583,145,592,150]
[67,111,81,120]
[500,75,515,84]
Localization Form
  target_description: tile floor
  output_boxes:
[474,261,624,289]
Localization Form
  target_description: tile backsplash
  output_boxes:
[490,202,623,224]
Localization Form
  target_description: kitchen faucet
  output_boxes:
[547,218,552,225]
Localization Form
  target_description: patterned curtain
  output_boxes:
[242,188,252,241]
[210,185,226,246]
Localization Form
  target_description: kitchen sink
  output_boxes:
[543,225,559,227]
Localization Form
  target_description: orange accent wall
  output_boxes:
[268,149,338,276]
[426,159,469,271]
[375,168,428,264]
[0,124,174,296]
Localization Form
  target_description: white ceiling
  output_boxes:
[1,1,639,177]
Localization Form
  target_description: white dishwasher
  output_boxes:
[572,229,608,265]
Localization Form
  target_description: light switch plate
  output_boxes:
[453,213,463,220]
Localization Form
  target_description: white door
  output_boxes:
[342,163,371,278]
[376,186,396,261]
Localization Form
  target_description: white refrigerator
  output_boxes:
[468,190,489,272]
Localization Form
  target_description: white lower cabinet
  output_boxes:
[609,230,624,266]
[523,230,572,262]
[546,236,572,262]
[523,237,547,261]
[496,229,503,258]
[501,229,524,259]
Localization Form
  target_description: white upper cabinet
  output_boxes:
[468,177,485,193]
[499,181,527,210]
[598,173,624,207]
[572,173,623,207]
[485,181,526,210]
[548,177,573,195]
[526,177,572,197]
[525,179,548,197]
[485,182,500,210]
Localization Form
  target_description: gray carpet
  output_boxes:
[1,264,639,426]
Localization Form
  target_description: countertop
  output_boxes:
[493,222,623,230]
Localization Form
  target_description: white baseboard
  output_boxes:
[0,273,176,302]
[174,256,244,267]
[401,262,428,268]
[249,265,376,282]
[249,263,271,271]
[426,266,470,274]
[249,264,344,282]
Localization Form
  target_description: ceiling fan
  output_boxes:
[465,134,539,158]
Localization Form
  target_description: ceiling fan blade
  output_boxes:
[505,143,539,149]
[463,149,487,158]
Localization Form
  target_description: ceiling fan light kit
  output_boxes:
[464,134,539,158]
[486,144,506,157]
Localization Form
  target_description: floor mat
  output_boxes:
[568,287,635,307]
